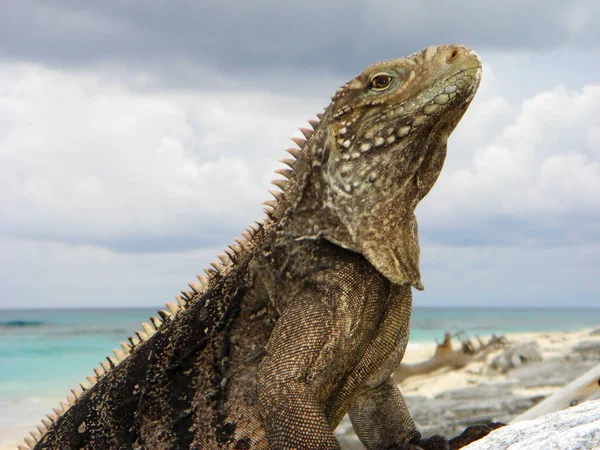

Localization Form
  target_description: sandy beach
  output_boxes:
[337,326,600,448]
[4,327,600,450]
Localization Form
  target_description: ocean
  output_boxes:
[2,307,600,442]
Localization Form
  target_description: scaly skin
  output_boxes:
[22,44,482,450]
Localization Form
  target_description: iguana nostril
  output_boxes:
[448,49,459,61]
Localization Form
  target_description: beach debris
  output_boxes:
[512,362,600,423]
[393,332,507,382]
[573,340,600,357]
[490,341,543,373]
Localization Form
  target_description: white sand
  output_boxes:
[3,327,598,450]
[400,327,600,399]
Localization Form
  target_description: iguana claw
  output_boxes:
[388,422,505,450]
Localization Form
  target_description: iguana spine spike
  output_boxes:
[52,407,62,417]
[197,275,209,287]
[290,136,307,148]
[135,330,148,342]
[41,418,52,428]
[100,361,111,372]
[268,189,282,200]
[189,281,202,293]
[299,127,314,139]
[141,322,155,336]
[285,148,301,159]
[18,445,30,450]
[176,295,186,307]
[308,118,319,129]
[71,388,83,399]
[30,430,42,441]
[224,247,236,260]
[46,413,58,423]
[217,253,230,265]
[37,424,48,435]
[86,375,97,385]
[121,341,132,353]
[271,179,287,190]
[113,348,126,361]
[60,401,69,412]
[262,200,277,208]
[279,157,296,168]
[128,336,140,347]
[150,316,162,329]
[24,437,35,448]
[229,243,242,253]
[66,394,76,405]
[107,355,118,367]
[210,261,224,272]
[275,168,293,178]
[316,112,324,119]
[166,301,180,315]
[158,309,171,321]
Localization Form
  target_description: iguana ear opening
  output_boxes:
[356,212,424,290]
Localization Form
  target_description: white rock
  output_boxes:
[463,399,600,450]
[490,342,542,372]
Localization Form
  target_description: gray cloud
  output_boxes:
[0,62,326,252]
[2,1,599,83]
[1,44,599,253]
[1,2,599,307]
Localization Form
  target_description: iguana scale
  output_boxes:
[21,44,482,450]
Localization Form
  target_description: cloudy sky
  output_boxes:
[1,1,599,309]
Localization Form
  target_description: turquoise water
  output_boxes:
[1,307,600,430]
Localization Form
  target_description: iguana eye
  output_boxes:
[369,73,393,91]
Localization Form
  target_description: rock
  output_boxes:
[463,399,600,450]
[403,388,538,439]
[490,342,542,372]
[573,340,600,356]
[508,358,599,388]
[590,326,600,336]
[434,384,516,401]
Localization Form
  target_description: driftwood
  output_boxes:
[512,362,600,422]
[393,332,507,383]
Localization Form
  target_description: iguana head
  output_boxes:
[278,44,481,289]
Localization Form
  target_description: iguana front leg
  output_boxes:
[256,291,342,449]
[349,377,419,449]
[256,259,417,449]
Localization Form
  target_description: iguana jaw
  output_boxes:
[292,45,482,288]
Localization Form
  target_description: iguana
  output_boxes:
[21,44,484,450]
